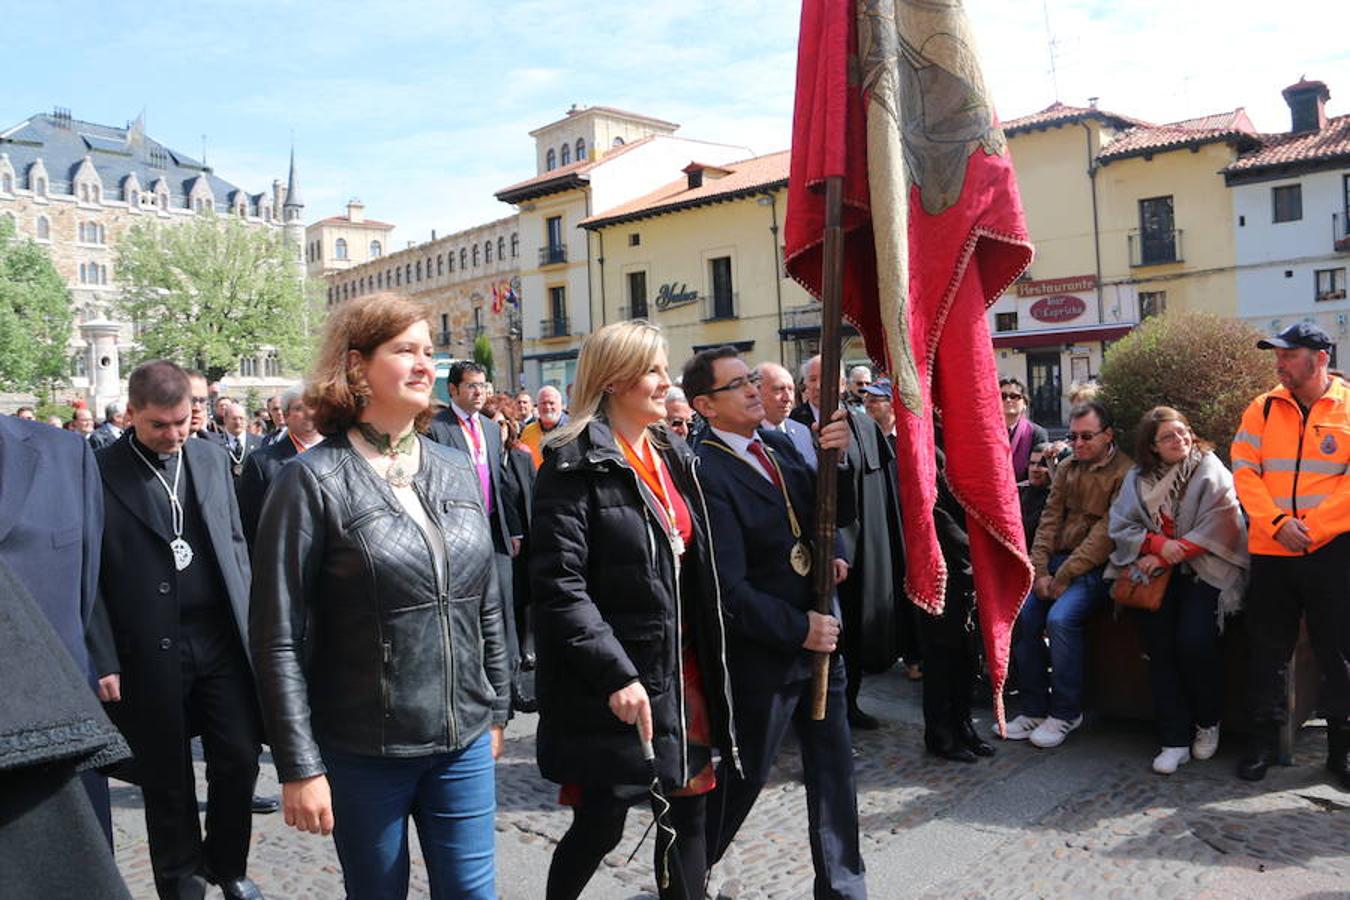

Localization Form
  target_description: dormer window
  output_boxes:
[1,174,11,193]
[35,177,47,196]
[91,185,100,203]
[80,184,89,202]
[36,216,50,241]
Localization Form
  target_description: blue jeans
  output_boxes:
[1013,555,1108,720]
[322,731,496,899]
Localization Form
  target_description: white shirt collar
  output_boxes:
[449,400,477,426]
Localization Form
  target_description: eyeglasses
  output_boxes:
[1001,392,1024,401]
[667,418,690,428]
[1065,430,1105,443]
[703,372,762,396]
[458,382,488,393]
[1154,431,1189,445]
[190,395,209,406]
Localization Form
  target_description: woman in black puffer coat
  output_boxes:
[530,320,739,900]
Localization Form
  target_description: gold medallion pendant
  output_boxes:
[790,540,813,576]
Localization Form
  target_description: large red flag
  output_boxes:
[784,0,1034,729]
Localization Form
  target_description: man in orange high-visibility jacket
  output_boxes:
[1230,322,1350,790]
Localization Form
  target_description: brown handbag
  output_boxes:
[1111,564,1172,612]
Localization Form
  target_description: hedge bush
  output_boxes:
[1098,312,1275,462]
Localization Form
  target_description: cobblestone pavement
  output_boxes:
[112,669,1350,898]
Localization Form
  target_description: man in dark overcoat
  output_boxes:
[427,361,524,668]
[0,411,115,841]
[792,354,904,729]
[92,359,263,900]
[235,388,322,553]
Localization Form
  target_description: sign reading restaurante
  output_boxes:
[1016,274,1097,298]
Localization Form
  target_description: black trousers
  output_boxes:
[918,586,977,743]
[1132,575,1222,747]
[705,663,866,899]
[142,623,261,900]
[1246,535,1350,726]
[838,579,867,710]
[547,787,707,900]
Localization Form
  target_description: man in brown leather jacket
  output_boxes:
[1004,401,1132,749]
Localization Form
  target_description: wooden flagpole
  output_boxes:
[809,174,846,720]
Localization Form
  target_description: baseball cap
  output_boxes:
[1257,322,1333,351]
[862,378,893,398]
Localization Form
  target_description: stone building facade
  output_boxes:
[323,214,523,390]
[0,109,301,412]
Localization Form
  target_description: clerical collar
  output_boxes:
[130,432,179,467]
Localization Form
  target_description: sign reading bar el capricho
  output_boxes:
[1016,274,1097,298]
[655,282,700,311]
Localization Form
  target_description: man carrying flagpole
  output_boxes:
[785,0,1035,734]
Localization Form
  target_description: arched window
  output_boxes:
[416,261,423,281]
[79,263,87,283]
[546,148,557,171]
[575,138,586,161]
[448,251,455,273]
[560,143,571,166]
[36,216,49,240]
[157,191,168,208]
[396,268,402,286]
[405,263,412,284]
[1,174,11,192]
[370,240,382,258]
[91,185,100,203]
[80,184,89,202]
[472,245,479,267]
[460,248,467,269]
[335,238,348,260]
[377,272,384,289]
[127,189,138,206]
[36,177,47,196]
[426,257,433,279]
[485,241,493,264]
[437,254,444,276]
[511,233,519,257]
[612,137,625,148]
[497,236,505,261]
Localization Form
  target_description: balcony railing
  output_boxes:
[1335,212,1350,253]
[538,244,568,266]
[702,291,739,322]
[539,316,570,339]
[1128,229,1184,267]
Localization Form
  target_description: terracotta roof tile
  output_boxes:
[1002,101,1151,135]
[1097,108,1259,162]
[1224,114,1350,173]
[581,150,789,228]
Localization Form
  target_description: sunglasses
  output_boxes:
[1066,430,1105,443]
[667,418,690,427]
[1001,392,1023,401]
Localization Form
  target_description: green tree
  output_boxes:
[1098,312,1275,462]
[473,334,495,382]
[0,217,74,395]
[115,213,311,382]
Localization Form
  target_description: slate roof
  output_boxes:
[1001,101,1151,136]
[1097,108,1260,163]
[0,111,270,211]
[1224,114,1350,175]
[580,150,789,229]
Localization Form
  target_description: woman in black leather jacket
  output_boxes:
[530,320,740,900]
[250,293,509,899]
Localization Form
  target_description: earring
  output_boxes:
[604,386,615,394]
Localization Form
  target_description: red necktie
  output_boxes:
[746,440,783,489]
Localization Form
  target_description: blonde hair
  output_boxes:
[544,319,667,450]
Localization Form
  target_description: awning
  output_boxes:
[992,323,1134,350]
[523,349,579,362]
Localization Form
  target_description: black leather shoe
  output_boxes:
[219,877,265,900]
[1327,719,1349,785]
[251,795,280,815]
[1237,732,1278,782]
[925,734,978,764]
[847,707,881,731]
[957,719,996,757]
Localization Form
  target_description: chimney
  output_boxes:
[346,198,365,224]
[1282,77,1330,134]
[1088,96,1099,109]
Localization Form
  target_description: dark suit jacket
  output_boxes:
[235,436,300,552]
[0,415,104,681]
[426,408,521,553]
[694,428,854,691]
[221,431,263,473]
[93,433,252,788]
[88,423,121,451]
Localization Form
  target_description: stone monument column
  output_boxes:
[81,320,122,413]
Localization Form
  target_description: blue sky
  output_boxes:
[3,0,1347,246]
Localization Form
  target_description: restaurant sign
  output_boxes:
[1029,294,1087,324]
[1016,274,1097,298]
[655,282,700,311]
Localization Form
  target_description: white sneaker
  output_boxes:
[1192,725,1220,760]
[1153,746,1191,774]
[1000,715,1045,740]
[1029,714,1083,748]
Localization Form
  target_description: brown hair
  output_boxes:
[127,359,191,410]
[1133,406,1213,470]
[306,292,434,436]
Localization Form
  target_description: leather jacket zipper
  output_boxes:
[412,481,458,747]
